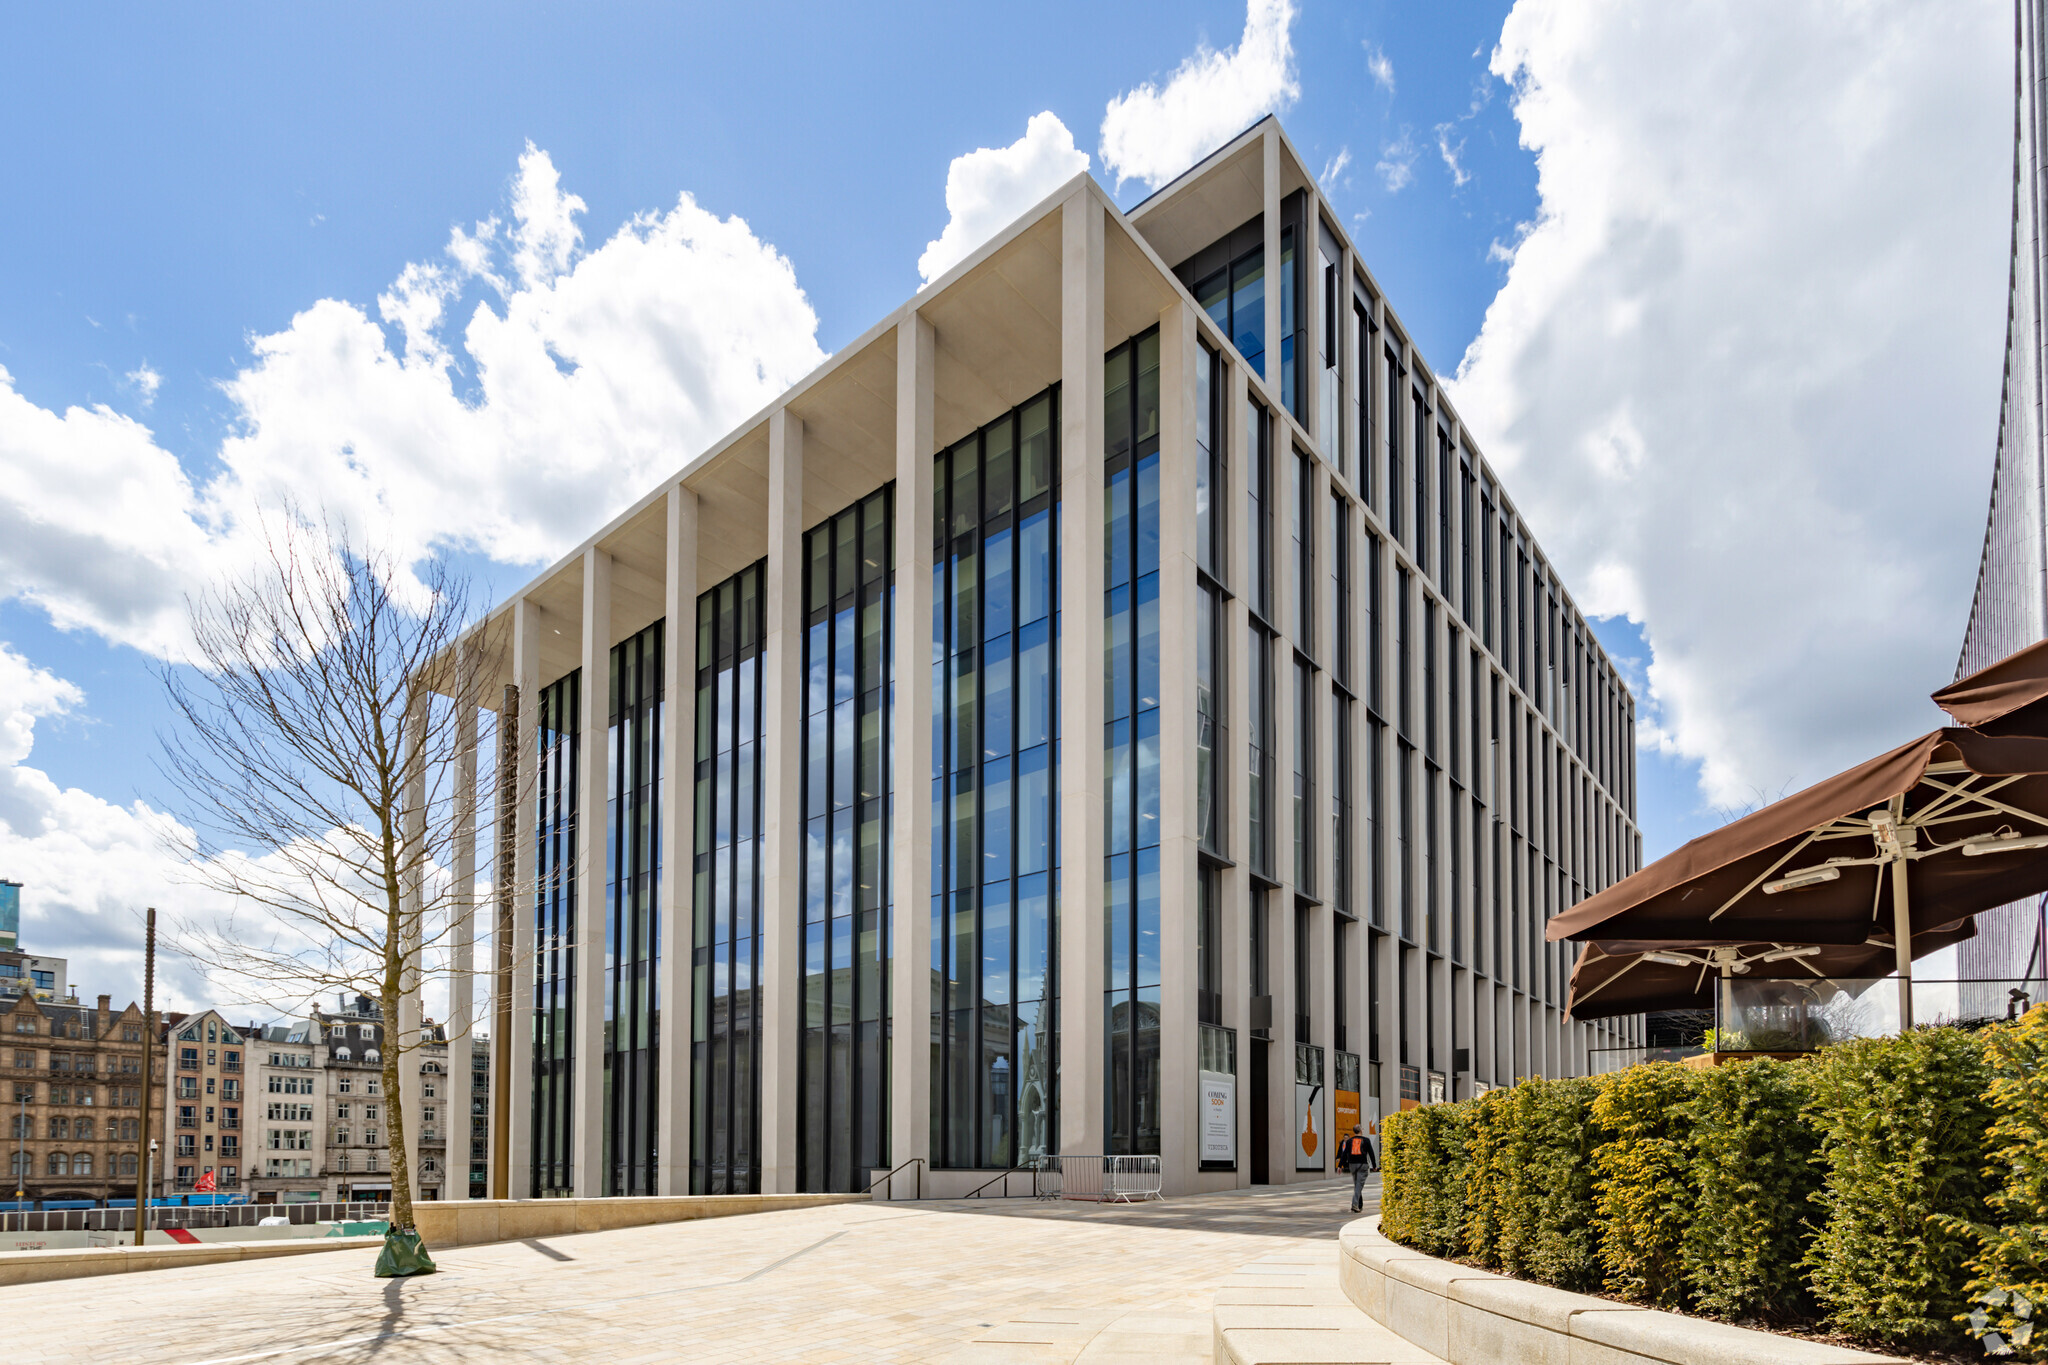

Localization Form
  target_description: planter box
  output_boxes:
[1339,1217,1904,1365]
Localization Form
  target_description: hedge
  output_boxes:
[1380,1021,2038,1356]
[1803,1027,1996,1348]
[1682,1056,1819,1319]
[1952,1003,2048,1358]
[1592,1063,1701,1309]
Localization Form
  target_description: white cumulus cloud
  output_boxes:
[1449,0,2009,810]
[0,142,827,660]
[0,644,218,1011]
[1099,0,1299,191]
[1365,42,1396,94]
[918,113,1089,286]
[124,362,161,406]
[1377,132,1419,192]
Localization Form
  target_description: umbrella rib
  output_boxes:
[1917,781,2048,834]
[1913,773,2023,825]
[1572,952,1640,1010]
[1708,829,1824,922]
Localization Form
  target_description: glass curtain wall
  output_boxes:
[799,486,895,1192]
[531,671,580,1197]
[932,389,1060,1170]
[605,621,663,1196]
[692,563,766,1195]
[1197,248,1267,379]
[1105,330,1162,1157]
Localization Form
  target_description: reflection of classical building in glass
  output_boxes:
[434,117,1642,1198]
[1958,5,2048,1000]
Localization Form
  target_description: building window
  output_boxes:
[1195,242,1266,378]
[1246,400,1272,619]
[531,665,581,1198]
[691,560,767,1195]
[1319,235,1341,463]
[930,386,1060,1172]
[1195,341,1226,582]
[1105,332,1161,1159]
[1333,695,1353,918]
[1354,301,1376,508]
[1197,866,1223,1026]
[1248,626,1275,879]
[797,482,896,1193]
[605,617,664,1198]
[1294,449,1314,652]
[1196,584,1227,859]
[1293,659,1315,894]
[1384,348,1404,539]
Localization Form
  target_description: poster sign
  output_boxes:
[1334,1086,1361,1146]
[1294,1080,1328,1171]
[1199,1069,1236,1164]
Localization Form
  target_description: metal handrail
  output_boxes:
[962,1161,1045,1199]
[863,1156,924,1200]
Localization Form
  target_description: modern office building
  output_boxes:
[1958,2,2048,1002]
[428,117,1642,1199]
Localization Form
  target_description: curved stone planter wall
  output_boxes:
[1340,1218,1906,1365]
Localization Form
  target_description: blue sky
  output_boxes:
[0,1,2015,1010]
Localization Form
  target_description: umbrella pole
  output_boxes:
[1891,856,1913,1031]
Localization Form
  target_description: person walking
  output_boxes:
[1338,1125,1372,1213]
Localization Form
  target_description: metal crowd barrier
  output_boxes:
[1046,1155,1164,1203]
[0,1201,390,1236]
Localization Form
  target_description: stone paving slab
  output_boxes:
[0,1177,1408,1365]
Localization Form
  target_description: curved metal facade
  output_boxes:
[1959,0,2048,990]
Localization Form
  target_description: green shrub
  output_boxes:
[1804,1027,1997,1349]
[1683,1057,1821,1319]
[1462,1086,1515,1269]
[1498,1076,1602,1292]
[1382,1101,1475,1258]
[1379,1106,1425,1246]
[1951,1004,2048,1359]
[1417,1100,1476,1258]
[1592,1063,1701,1309]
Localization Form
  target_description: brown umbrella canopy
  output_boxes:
[1565,923,1979,1021]
[1932,635,2048,734]
[1549,726,2048,952]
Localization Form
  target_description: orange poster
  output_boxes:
[1334,1087,1360,1140]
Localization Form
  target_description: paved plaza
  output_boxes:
[0,1177,1436,1364]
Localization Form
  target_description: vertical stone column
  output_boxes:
[1261,122,1283,410]
[657,485,698,1195]
[760,408,805,1193]
[399,699,426,1202]
[1308,459,1336,1106]
[1223,357,1254,1189]
[572,548,612,1196]
[1268,431,1298,1183]
[888,311,936,1191]
[1056,187,1107,1162]
[1155,298,1201,1193]
[506,598,542,1196]
[450,678,478,1192]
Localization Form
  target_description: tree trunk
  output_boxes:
[381,971,412,1234]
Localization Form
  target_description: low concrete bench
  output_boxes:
[1339,1217,1906,1365]
[0,1235,386,1288]
[1212,1245,1444,1364]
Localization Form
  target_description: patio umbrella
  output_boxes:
[1549,723,2048,1023]
[1564,922,1979,1022]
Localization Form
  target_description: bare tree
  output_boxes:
[158,512,500,1248]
